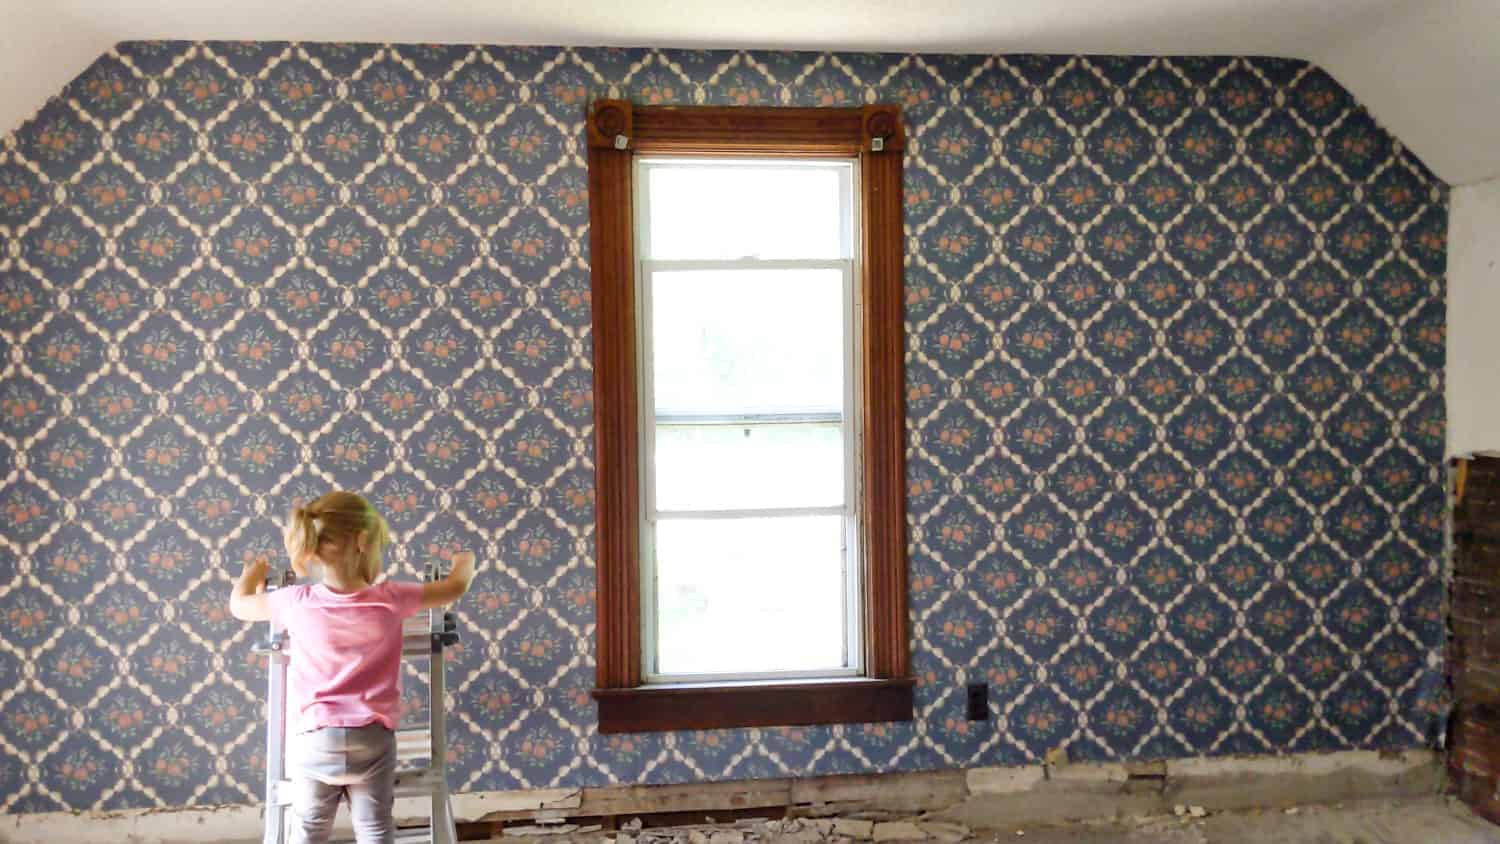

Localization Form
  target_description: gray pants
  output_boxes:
[288,723,397,844]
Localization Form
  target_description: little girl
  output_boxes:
[229,491,475,844]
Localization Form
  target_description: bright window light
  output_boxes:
[635,157,861,683]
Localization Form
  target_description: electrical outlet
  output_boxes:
[966,682,989,721]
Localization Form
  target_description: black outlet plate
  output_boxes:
[965,682,988,721]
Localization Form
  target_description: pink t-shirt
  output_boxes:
[268,579,425,732]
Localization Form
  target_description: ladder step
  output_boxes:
[396,727,431,759]
[272,768,442,807]
[261,621,451,659]
[331,828,432,844]
[403,613,456,637]
[402,635,435,659]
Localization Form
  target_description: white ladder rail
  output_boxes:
[259,569,295,844]
[426,593,458,843]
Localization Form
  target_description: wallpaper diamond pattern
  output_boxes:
[0,42,1448,813]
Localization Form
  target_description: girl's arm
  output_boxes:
[420,551,476,610]
[229,559,272,622]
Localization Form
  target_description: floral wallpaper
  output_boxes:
[0,41,1448,813]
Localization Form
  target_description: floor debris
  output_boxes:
[831,819,875,840]
[478,795,1498,844]
[507,814,974,843]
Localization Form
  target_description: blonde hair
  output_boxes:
[284,491,391,585]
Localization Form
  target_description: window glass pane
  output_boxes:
[651,268,843,416]
[655,422,843,512]
[654,515,847,676]
[643,161,849,260]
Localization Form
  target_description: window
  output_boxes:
[637,157,860,682]
[586,102,910,733]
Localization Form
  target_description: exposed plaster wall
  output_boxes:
[1446,177,1500,456]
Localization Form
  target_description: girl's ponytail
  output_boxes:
[284,492,390,585]
[284,504,321,576]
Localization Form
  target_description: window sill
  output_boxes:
[592,676,914,733]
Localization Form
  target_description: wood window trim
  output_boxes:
[585,101,911,734]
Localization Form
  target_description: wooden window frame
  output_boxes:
[585,101,911,734]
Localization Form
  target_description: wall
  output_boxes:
[0,0,1426,150]
[1446,176,1500,457]
[0,42,1448,813]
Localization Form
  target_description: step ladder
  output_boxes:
[256,566,461,844]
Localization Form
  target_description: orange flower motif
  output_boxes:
[278,77,316,102]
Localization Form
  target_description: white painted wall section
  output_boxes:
[0,5,114,138]
[1319,0,1500,187]
[1447,176,1500,456]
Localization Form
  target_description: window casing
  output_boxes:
[585,102,910,733]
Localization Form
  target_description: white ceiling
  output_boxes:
[1,0,1497,185]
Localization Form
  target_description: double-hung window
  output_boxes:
[636,157,860,682]
[585,102,911,733]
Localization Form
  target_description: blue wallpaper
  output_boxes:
[0,42,1448,813]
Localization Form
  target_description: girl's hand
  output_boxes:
[420,550,477,610]
[242,559,270,590]
[230,559,273,622]
[451,551,476,583]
